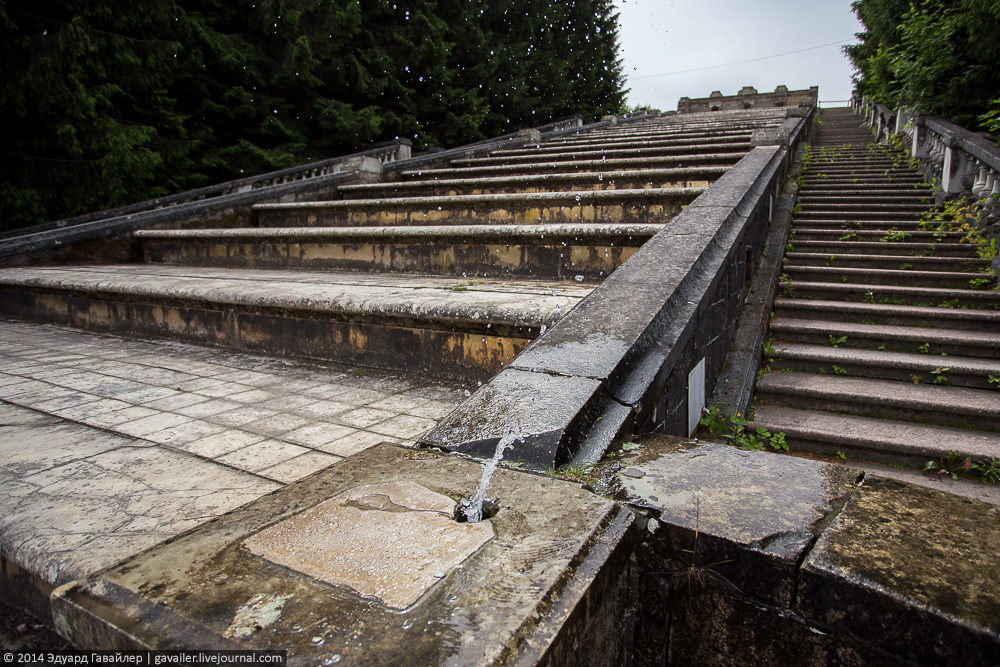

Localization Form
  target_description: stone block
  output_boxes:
[616,436,860,607]
[51,444,638,666]
[797,476,1000,665]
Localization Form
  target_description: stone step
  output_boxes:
[770,342,1000,389]
[788,240,978,257]
[338,170,717,198]
[0,265,592,381]
[449,143,751,167]
[798,185,933,196]
[397,154,742,178]
[769,316,1000,358]
[800,176,926,187]
[795,204,930,216]
[785,252,986,272]
[492,135,751,157]
[785,279,1000,309]
[809,159,904,169]
[751,405,1000,463]
[755,372,1000,430]
[791,226,965,240]
[800,216,948,235]
[135,224,658,280]
[253,188,698,228]
[773,298,1000,332]
[783,264,991,289]
[797,194,930,205]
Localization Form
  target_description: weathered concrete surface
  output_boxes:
[0,266,592,379]
[51,444,637,666]
[798,476,1000,665]
[0,318,470,625]
[135,223,657,281]
[253,188,695,229]
[0,402,280,624]
[243,481,494,609]
[615,435,1000,666]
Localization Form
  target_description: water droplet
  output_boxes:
[574,275,585,282]
[464,389,471,397]
[290,625,302,633]
[311,637,325,647]
[540,324,548,334]
[323,656,341,665]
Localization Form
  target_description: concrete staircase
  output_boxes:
[754,107,1000,464]
[0,109,788,382]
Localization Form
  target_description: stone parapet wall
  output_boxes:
[679,85,819,113]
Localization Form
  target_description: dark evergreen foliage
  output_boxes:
[846,0,1000,134]
[0,0,626,230]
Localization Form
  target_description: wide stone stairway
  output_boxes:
[0,108,786,383]
[754,107,1000,463]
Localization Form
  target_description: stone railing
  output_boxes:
[852,94,1000,265]
[0,140,413,244]
[0,115,618,262]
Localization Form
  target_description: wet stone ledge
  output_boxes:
[615,435,1000,666]
[50,444,638,666]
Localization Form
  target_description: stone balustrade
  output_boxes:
[852,94,1000,271]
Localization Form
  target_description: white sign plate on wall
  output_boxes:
[688,357,706,437]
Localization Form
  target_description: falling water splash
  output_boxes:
[463,432,520,523]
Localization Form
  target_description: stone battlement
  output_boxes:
[678,85,819,113]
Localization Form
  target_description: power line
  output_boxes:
[631,39,857,80]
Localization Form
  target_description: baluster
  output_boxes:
[972,163,989,199]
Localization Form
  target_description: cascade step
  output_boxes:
[338,170,716,198]
[755,372,1000,430]
[784,252,986,272]
[0,266,592,380]
[774,298,1000,332]
[397,154,743,178]
[770,342,1000,389]
[787,239,979,257]
[546,129,750,147]
[783,265,993,289]
[783,280,1000,308]
[751,405,1000,462]
[135,224,658,280]
[449,144,750,167]
[253,188,697,228]
[769,317,1000,358]
[490,135,751,157]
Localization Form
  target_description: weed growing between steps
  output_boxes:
[699,406,788,452]
[919,197,1000,290]
[924,451,1000,485]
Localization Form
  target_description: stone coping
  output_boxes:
[0,266,589,330]
[252,187,705,211]
[421,145,786,467]
[134,223,665,242]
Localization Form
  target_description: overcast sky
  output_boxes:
[616,0,864,111]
